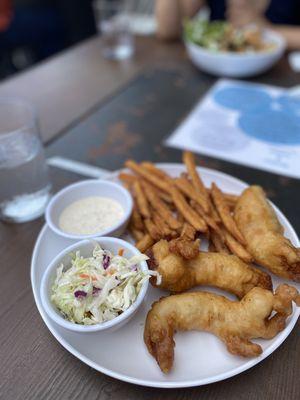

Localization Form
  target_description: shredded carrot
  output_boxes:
[79,273,97,281]
[118,248,125,256]
[107,268,116,275]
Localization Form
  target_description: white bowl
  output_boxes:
[185,29,286,78]
[40,237,149,333]
[45,179,133,240]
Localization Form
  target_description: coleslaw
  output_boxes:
[51,244,160,325]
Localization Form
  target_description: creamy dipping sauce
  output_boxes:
[59,196,124,235]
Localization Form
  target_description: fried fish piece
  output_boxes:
[234,186,300,282]
[147,240,272,297]
[169,237,200,260]
[144,284,300,373]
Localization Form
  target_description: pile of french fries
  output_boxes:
[119,151,253,262]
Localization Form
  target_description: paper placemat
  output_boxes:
[166,79,300,179]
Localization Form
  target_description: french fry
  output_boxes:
[210,201,222,223]
[177,211,185,224]
[133,180,151,219]
[123,156,251,260]
[183,151,210,213]
[223,192,239,205]
[190,200,224,240]
[139,178,173,204]
[208,241,217,252]
[119,170,173,204]
[131,206,144,231]
[118,172,137,187]
[208,188,238,211]
[145,182,174,205]
[141,162,170,180]
[139,163,174,203]
[152,212,177,238]
[227,202,237,213]
[180,172,190,180]
[180,223,196,240]
[211,183,246,245]
[141,181,181,230]
[136,234,154,253]
[222,229,253,263]
[156,190,173,205]
[170,185,207,232]
[128,226,144,241]
[144,218,162,241]
[210,230,230,254]
[174,176,209,213]
[125,160,172,193]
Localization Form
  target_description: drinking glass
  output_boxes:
[0,98,51,223]
[94,0,135,60]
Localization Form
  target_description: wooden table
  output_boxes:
[1,35,299,400]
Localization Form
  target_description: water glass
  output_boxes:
[0,99,51,223]
[94,0,135,60]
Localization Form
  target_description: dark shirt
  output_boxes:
[208,0,300,25]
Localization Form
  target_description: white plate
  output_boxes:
[31,164,300,388]
[185,29,286,78]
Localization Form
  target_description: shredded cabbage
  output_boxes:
[51,244,160,325]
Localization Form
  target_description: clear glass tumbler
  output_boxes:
[94,0,135,60]
[0,98,51,223]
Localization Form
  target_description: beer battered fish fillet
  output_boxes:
[144,284,300,373]
[147,240,272,298]
[234,186,300,282]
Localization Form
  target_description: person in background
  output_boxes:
[0,0,96,78]
[155,0,300,50]
[0,0,12,32]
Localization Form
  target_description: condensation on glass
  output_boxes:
[0,98,51,222]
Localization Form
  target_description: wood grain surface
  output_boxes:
[0,36,299,400]
[0,36,187,144]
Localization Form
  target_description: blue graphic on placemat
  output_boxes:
[278,95,300,117]
[213,84,300,145]
[213,86,272,112]
[239,110,300,145]
[191,109,249,152]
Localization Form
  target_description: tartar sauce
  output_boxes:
[59,196,124,235]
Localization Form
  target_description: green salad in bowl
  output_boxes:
[184,19,275,53]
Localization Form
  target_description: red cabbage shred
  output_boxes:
[103,254,110,269]
[74,290,87,298]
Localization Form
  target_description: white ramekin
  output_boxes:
[45,179,133,240]
[40,237,149,333]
